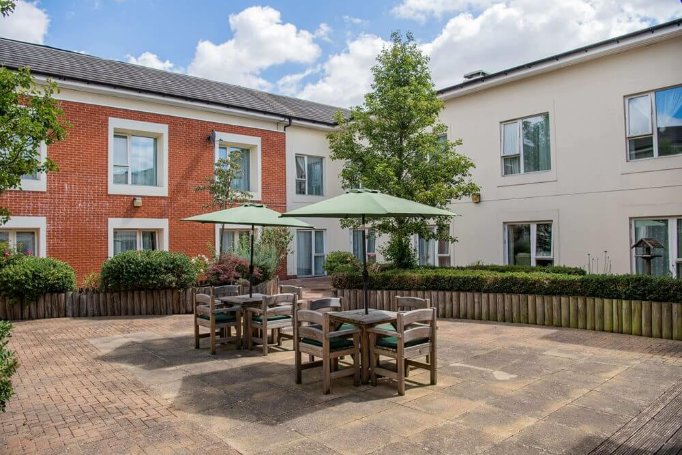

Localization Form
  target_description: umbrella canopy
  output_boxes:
[182,203,313,296]
[281,189,456,219]
[282,189,458,313]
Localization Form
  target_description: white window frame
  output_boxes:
[215,226,252,254]
[108,118,168,196]
[108,218,168,257]
[295,154,324,196]
[629,217,680,277]
[297,229,326,277]
[0,216,47,257]
[350,228,376,263]
[625,86,682,161]
[213,132,262,201]
[503,221,554,266]
[437,238,451,267]
[500,113,551,176]
[17,142,48,192]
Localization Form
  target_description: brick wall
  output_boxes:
[0,100,287,283]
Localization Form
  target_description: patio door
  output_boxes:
[297,230,325,276]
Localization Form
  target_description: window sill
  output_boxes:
[292,194,326,203]
[13,178,47,192]
[108,183,168,197]
[497,170,556,187]
[621,153,682,175]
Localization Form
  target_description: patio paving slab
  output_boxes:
[1,310,681,454]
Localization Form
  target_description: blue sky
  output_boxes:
[1,0,681,107]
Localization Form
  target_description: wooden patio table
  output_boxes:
[329,309,398,384]
[218,294,268,349]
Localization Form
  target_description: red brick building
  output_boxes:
[0,38,342,282]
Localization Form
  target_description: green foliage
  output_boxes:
[0,0,15,17]
[323,251,361,274]
[331,268,682,303]
[234,236,278,282]
[0,67,69,224]
[204,253,262,286]
[382,236,417,270]
[81,272,102,290]
[195,150,251,209]
[0,256,76,301]
[327,32,478,268]
[100,251,197,291]
[259,227,293,266]
[454,264,586,276]
[0,321,18,412]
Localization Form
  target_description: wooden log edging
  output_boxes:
[335,289,682,341]
[0,278,279,322]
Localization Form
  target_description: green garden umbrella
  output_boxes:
[182,203,313,296]
[282,189,457,313]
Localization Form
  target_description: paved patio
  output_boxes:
[2,312,681,454]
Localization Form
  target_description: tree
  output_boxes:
[195,150,252,252]
[0,67,69,224]
[328,32,479,268]
[0,0,15,17]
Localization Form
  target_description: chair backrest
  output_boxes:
[263,294,296,316]
[295,309,328,345]
[194,293,215,314]
[279,285,304,300]
[396,296,430,311]
[309,297,341,312]
[213,285,241,298]
[397,308,436,344]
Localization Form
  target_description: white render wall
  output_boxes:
[440,35,682,274]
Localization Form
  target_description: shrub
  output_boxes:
[455,264,586,276]
[0,321,18,412]
[0,256,76,301]
[324,251,361,274]
[234,241,277,282]
[331,268,682,303]
[204,253,262,286]
[81,272,101,290]
[100,251,197,291]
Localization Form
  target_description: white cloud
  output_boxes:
[314,23,332,41]
[295,34,389,107]
[126,51,179,72]
[392,0,496,22]
[0,0,49,44]
[421,0,682,89]
[188,6,322,90]
[343,15,367,26]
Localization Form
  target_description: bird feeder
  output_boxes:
[631,237,664,276]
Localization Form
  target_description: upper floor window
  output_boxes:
[295,154,323,196]
[218,146,251,191]
[0,230,37,255]
[108,118,168,197]
[501,113,550,175]
[631,217,681,278]
[626,86,682,160]
[505,222,553,266]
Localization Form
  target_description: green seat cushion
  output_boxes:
[375,323,396,332]
[301,337,355,350]
[252,314,291,322]
[376,336,429,349]
[198,313,236,323]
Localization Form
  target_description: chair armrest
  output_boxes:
[328,328,360,338]
[268,306,292,316]
[367,327,401,337]
[247,307,265,315]
[215,305,241,314]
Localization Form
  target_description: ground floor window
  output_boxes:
[505,222,553,266]
[417,227,452,266]
[297,230,325,276]
[632,217,681,277]
[113,229,159,255]
[0,230,37,255]
[219,229,250,253]
[352,228,376,264]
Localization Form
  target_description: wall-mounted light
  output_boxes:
[133,197,142,208]
[207,130,216,144]
[471,192,481,204]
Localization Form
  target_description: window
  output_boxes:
[416,227,452,266]
[113,230,158,255]
[352,229,376,263]
[297,230,325,276]
[631,218,681,277]
[501,113,551,175]
[6,142,48,192]
[437,239,451,267]
[626,86,682,160]
[0,230,37,255]
[213,132,262,200]
[219,229,250,253]
[295,155,323,196]
[108,218,168,257]
[109,118,168,196]
[505,222,553,266]
[218,146,251,191]
[0,216,47,256]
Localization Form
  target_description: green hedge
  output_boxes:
[331,269,682,303]
[453,264,586,276]
[101,251,197,291]
[0,256,76,301]
[324,251,361,274]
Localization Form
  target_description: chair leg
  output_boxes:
[397,350,405,395]
[295,350,302,384]
[353,352,360,386]
[210,320,217,355]
[262,324,269,356]
[236,317,242,350]
[405,359,410,378]
[322,355,331,394]
[276,328,282,347]
[430,348,437,385]
[308,354,315,362]
[194,318,200,349]
[332,358,339,371]
[246,318,253,350]
[370,351,378,386]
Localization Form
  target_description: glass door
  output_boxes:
[297,230,325,276]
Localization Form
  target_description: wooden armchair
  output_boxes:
[368,307,437,395]
[194,292,242,355]
[294,309,360,394]
[246,293,296,355]
[213,285,241,298]
[279,284,304,301]
[396,296,431,311]
[309,297,341,312]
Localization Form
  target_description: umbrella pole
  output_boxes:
[249,224,255,297]
[362,215,369,315]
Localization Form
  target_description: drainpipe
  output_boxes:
[283,117,293,131]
